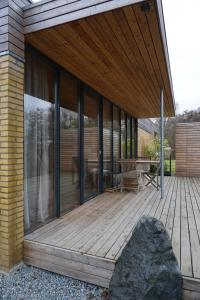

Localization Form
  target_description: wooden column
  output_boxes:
[0,0,30,272]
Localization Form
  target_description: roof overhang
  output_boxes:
[23,0,175,118]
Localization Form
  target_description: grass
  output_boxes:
[165,159,176,174]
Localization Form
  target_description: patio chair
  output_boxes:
[119,160,139,192]
[143,162,160,190]
[136,159,151,191]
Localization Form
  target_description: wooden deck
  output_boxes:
[24,177,200,299]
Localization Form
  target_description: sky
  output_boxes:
[162,0,200,113]
[32,0,200,114]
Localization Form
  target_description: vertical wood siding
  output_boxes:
[176,123,200,177]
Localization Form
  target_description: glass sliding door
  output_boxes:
[24,45,138,234]
[127,115,131,158]
[24,49,56,232]
[121,111,126,159]
[113,106,120,186]
[103,100,112,189]
[133,118,138,158]
[131,118,135,158]
[83,87,100,200]
[60,71,80,214]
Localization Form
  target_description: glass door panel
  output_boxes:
[103,100,112,189]
[83,88,100,200]
[121,111,126,159]
[113,106,120,186]
[60,71,80,214]
[127,115,131,158]
[24,50,56,233]
[132,118,135,158]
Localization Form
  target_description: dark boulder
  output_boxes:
[108,216,182,300]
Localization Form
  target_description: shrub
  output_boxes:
[143,137,169,160]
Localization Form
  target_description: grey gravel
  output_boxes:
[0,264,108,300]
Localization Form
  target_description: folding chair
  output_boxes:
[143,162,160,190]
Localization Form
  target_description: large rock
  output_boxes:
[108,216,182,300]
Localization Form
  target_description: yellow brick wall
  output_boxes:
[138,128,154,157]
[0,54,24,272]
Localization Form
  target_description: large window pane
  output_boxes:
[121,111,126,159]
[127,115,131,158]
[24,50,55,232]
[60,71,80,214]
[83,88,99,200]
[103,100,112,189]
[132,118,135,158]
[113,106,120,185]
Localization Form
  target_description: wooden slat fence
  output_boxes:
[176,123,200,177]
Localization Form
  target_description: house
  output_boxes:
[138,118,159,157]
[0,0,175,282]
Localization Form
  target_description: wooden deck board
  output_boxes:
[186,178,200,279]
[46,193,121,246]
[171,177,181,266]
[73,191,146,255]
[92,187,155,258]
[113,181,165,260]
[61,192,133,251]
[181,177,193,277]
[24,177,200,297]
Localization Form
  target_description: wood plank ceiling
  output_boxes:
[25,0,175,118]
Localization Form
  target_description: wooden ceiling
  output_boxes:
[25,0,175,118]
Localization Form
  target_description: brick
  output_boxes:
[0,54,24,272]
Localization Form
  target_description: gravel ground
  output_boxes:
[0,264,108,300]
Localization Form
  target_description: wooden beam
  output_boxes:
[23,0,146,34]
[0,0,30,59]
[155,0,175,115]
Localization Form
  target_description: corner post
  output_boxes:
[0,0,30,272]
[160,89,164,199]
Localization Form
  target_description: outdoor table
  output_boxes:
[118,159,160,191]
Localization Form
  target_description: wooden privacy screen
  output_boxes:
[176,123,200,177]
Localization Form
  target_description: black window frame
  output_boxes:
[25,44,138,221]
